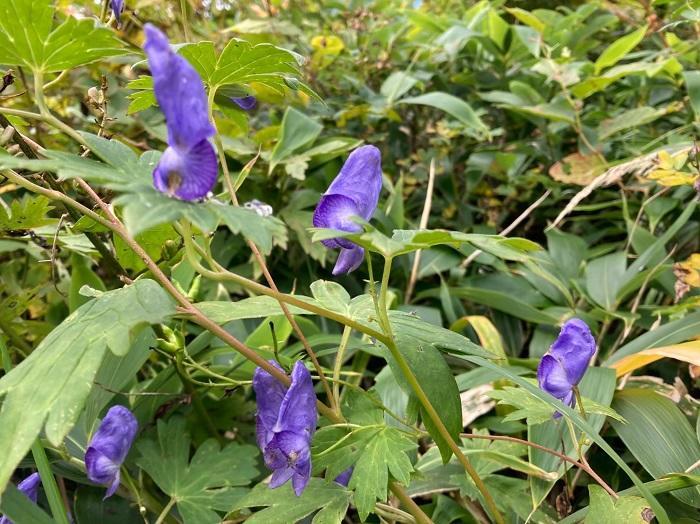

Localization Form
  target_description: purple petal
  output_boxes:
[291,457,311,496]
[253,361,287,450]
[0,473,42,524]
[334,467,353,487]
[537,355,572,399]
[111,0,124,22]
[85,406,137,498]
[233,96,257,111]
[143,24,214,149]
[269,465,295,489]
[332,245,365,275]
[325,145,382,220]
[17,473,41,503]
[152,139,218,201]
[313,194,362,250]
[275,362,318,437]
[548,318,596,386]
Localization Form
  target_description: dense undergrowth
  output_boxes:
[0,1,699,523]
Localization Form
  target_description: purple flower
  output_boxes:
[537,318,596,417]
[313,145,382,275]
[253,361,318,496]
[144,24,218,201]
[85,405,138,498]
[0,473,41,524]
[111,0,124,23]
[232,96,257,111]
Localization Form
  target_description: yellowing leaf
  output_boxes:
[549,152,607,185]
[311,35,344,54]
[451,315,507,362]
[610,340,700,377]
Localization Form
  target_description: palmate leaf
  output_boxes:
[0,280,175,497]
[136,417,259,524]
[0,195,53,231]
[584,486,651,524]
[0,0,126,73]
[313,425,416,520]
[0,134,286,253]
[129,37,318,113]
[233,478,352,524]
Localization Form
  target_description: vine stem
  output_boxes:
[155,497,176,524]
[460,432,617,498]
[332,326,352,416]
[207,88,337,413]
[375,257,504,524]
[391,482,431,524]
[1,338,70,524]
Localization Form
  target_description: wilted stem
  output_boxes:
[375,258,504,524]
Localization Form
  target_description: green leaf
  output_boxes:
[381,71,419,102]
[611,389,700,507]
[233,478,352,524]
[594,25,648,74]
[74,486,143,524]
[0,481,54,524]
[584,485,651,524]
[586,252,626,311]
[137,417,259,524]
[68,253,106,313]
[598,106,668,140]
[0,280,175,495]
[269,107,323,172]
[197,296,314,323]
[0,195,53,231]
[0,0,125,73]
[313,425,416,520]
[0,134,285,251]
[400,92,490,139]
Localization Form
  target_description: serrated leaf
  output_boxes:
[0,195,53,231]
[137,417,259,524]
[0,280,175,495]
[0,0,126,73]
[313,425,416,520]
[0,134,285,252]
[233,478,352,524]
[585,486,651,524]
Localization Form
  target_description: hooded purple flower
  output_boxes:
[0,473,41,524]
[111,0,124,24]
[313,145,382,275]
[143,24,217,201]
[232,96,257,111]
[85,405,138,498]
[253,361,318,496]
[537,318,596,417]
[334,467,353,487]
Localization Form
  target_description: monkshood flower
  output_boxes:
[253,361,318,496]
[232,95,257,111]
[111,0,124,24]
[312,145,382,275]
[0,473,41,524]
[144,24,218,201]
[537,318,596,417]
[85,405,138,498]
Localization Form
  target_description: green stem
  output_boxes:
[374,257,504,524]
[30,443,70,524]
[332,326,352,416]
[175,356,224,445]
[573,386,587,420]
[155,497,176,524]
